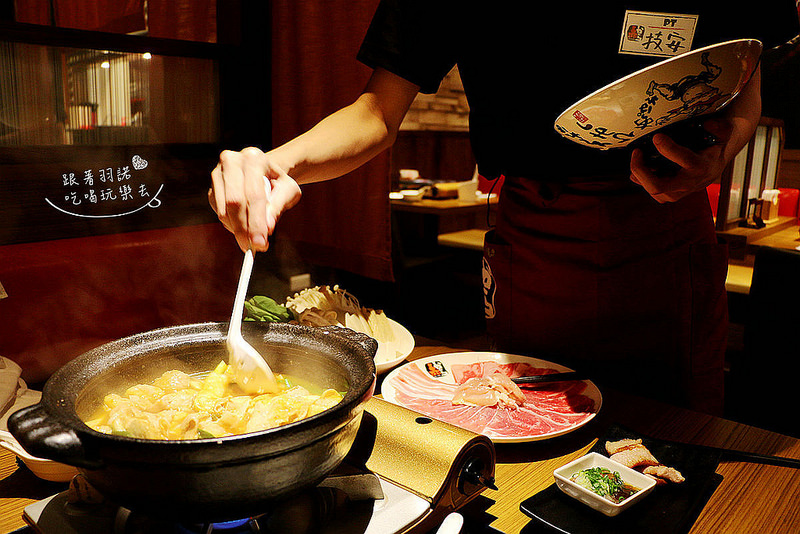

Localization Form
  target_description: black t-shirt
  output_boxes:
[358,1,799,179]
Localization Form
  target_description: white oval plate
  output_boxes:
[375,319,415,374]
[554,39,762,150]
[381,352,601,443]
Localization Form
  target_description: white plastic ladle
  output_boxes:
[227,248,278,393]
[435,513,464,534]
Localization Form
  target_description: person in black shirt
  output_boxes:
[209,2,798,414]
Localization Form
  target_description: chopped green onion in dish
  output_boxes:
[570,467,639,504]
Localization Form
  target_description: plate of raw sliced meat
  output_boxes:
[380,352,602,443]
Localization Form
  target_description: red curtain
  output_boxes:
[14,0,215,42]
[12,0,50,25]
[270,0,394,281]
[15,0,147,33]
[148,0,217,42]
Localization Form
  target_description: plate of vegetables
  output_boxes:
[244,285,414,374]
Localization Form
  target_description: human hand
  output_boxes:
[209,147,302,252]
[630,118,733,203]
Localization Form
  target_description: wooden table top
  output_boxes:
[719,224,799,295]
[436,224,800,296]
[748,222,800,251]
[391,194,498,215]
[437,228,486,251]
[2,342,798,534]
[0,450,65,533]
[434,228,762,296]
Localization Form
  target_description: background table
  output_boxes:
[391,195,497,255]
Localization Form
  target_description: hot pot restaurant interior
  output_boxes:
[1,2,800,533]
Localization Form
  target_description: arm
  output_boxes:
[630,65,762,203]
[209,67,420,251]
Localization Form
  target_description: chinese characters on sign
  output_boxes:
[46,154,164,218]
[619,11,698,58]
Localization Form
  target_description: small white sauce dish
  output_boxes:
[553,452,656,517]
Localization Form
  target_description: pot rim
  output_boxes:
[41,321,377,447]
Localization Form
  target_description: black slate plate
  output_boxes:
[519,424,723,534]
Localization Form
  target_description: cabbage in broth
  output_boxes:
[83,361,343,440]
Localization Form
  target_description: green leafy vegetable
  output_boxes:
[197,429,216,439]
[244,296,293,322]
[571,467,638,503]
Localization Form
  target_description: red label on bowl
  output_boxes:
[573,110,589,123]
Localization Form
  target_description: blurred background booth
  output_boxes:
[0,0,390,384]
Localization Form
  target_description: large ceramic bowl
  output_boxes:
[554,39,762,150]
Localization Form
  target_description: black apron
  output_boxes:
[483,177,728,414]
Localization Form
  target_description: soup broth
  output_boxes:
[83,361,343,440]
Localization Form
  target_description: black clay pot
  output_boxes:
[9,322,376,521]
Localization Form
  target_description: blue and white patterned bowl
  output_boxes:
[554,39,762,150]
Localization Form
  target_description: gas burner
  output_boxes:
[175,518,256,534]
[154,516,259,534]
[25,472,432,534]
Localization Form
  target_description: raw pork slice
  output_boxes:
[389,362,596,440]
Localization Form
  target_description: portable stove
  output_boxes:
[23,398,496,534]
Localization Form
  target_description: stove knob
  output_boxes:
[458,457,497,495]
